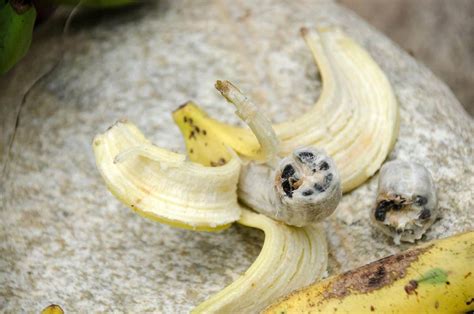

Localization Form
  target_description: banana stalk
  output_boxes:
[264,231,474,313]
[93,120,241,231]
[173,27,399,192]
[194,209,327,313]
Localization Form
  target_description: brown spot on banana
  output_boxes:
[320,245,430,300]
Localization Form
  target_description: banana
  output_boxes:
[194,209,328,313]
[173,27,399,192]
[372,160,438,244]
[175,81,343,227]
[41,304,64,314]
[92,120,241,231]
[264,231,474,313]
[0,0,36,74]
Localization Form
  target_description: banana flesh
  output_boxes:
[264,231,474,313]
[93,120,241,231]
[193,209,327,313]
[173,27,399,192]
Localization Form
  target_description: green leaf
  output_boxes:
[417,268,448,284]
[0,2,36,74]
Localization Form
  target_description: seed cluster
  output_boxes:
[279,150,335,199]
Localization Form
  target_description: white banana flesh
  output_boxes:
[93,120,241,231]
[193,209,328,313]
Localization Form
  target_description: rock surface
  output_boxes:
[1,0,473,312]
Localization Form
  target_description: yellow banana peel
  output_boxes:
[193,209,328,313]
[172,102,265,166]
[93,120,241,231]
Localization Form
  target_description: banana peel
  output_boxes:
[173,27,399,192]
[93,120,241,231]
[264,231,474,313]
[193,209,328,313]
[41,304,64,314]
[172,102,265,167]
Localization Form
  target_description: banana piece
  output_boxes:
[193,209,327,313]
[264,231,474,313]
[41,304,64,314]
[93,120,241,231]
[372,160,438,244]
[0,0,36,74]
[173,27,399,192]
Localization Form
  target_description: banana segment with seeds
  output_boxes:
[173,27,399,192]
[93,120,241,231]
[193,209,328,313]
[372,160,438,244]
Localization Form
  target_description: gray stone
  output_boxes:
[1,0,472,312]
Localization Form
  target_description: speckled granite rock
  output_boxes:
[1,0,473,312]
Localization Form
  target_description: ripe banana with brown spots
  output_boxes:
[264,231,474,313]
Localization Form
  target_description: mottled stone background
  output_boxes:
[1,0,473,312]
[340,0,474,116]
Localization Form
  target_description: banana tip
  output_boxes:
[215,80,229,94]
[300,27,309,37]
[173,100,194,113]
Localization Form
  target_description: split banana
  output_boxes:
[194,209,328,313]
[173,27,399,192]
[265,231,474,313]
[93,120,241,231]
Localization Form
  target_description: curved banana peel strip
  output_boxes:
[264,231,474,313]
[93,120,241,231]
[193,209,328,313]
[174,27,399,192]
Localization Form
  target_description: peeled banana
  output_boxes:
[174,27,399,192]
[194,209,327,313]
[174,88,343,227]
[264,231,474,313]
[93,120,241,231]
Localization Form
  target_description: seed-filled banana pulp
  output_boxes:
[93,120,241,231]
[372,160,438,244]
[239,147,341,227]
[174,27,399,193]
